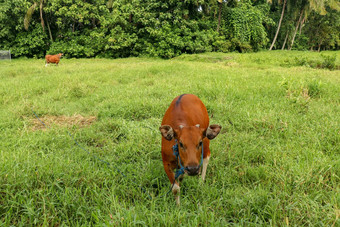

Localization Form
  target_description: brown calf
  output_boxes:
[45,53,63,66]
[159,94,221,205]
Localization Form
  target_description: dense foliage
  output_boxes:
[0,0,339,58]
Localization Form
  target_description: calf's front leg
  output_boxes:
[201,156,210,182]
[163,161,180,205]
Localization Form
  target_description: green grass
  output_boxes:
[0,51,339,226]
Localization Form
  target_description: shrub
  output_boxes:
[307,79,322,98]
[11,25,48,58]
[294,56,310,67]
[293,54,338,70]
[320,54,336,70]
[213,36,232,53]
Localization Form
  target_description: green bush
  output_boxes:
[11,25,48,58]
[220,1,272,52]
[213,36,232,53]
[293,54,338,70]
[320,54,336,70]
[294,56,310,67]
[307,79,322,98]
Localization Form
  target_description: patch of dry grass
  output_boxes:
[29,114,96,131]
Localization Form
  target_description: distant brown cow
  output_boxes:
[45,53,63,66]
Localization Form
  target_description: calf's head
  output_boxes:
[159,124,221,176]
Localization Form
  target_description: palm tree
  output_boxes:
[288,0,339,50]
[24,2,37,31]
[288,7,304,50]
[269,0,287,50]
[24,0,53,42]
[217,0,223,33]
[281,30,289,50]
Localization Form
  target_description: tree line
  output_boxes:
[0,0,339,58]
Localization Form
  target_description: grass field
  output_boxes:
[0,51,339,226]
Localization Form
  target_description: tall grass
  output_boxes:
[0,51,339,226]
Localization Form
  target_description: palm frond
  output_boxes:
[24,2,37,30]
[107,0,114,9]
[328,0,340,11]
[309,0,326,15]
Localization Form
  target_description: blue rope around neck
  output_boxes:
[172,139,204,179]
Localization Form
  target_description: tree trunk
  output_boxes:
[45,15,53,42]
[318,43,321,52]
[289,9,304,51]
[269,0,287,50]
[281,31,289,50]
[39,0,45,32]
[217,2,222,33]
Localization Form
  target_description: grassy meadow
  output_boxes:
[0,51,339,226]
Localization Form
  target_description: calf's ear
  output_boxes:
[159,125,175,141]
[206,124,222,140]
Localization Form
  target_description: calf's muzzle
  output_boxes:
[185,165,200,176]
